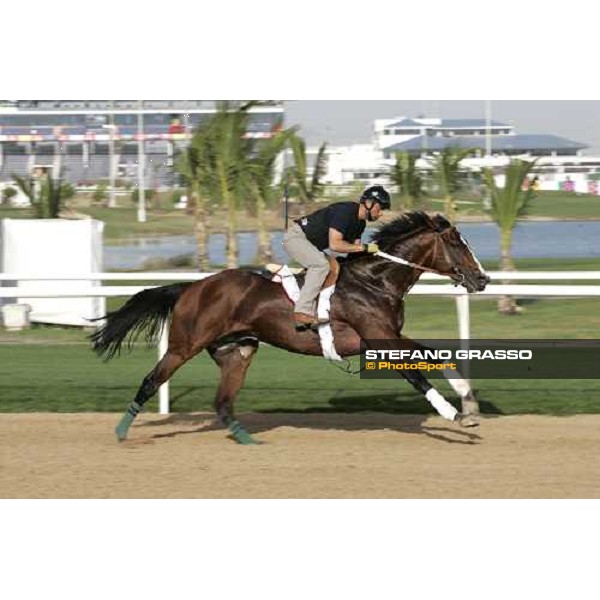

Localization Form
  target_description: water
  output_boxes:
[104,221,600,270]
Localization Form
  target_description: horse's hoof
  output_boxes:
[240,437,263,445]
[229,432,263,445]
[115,418,132,441]
[115,426,128,442]
[455,413,479,428]
[228,421,263,445]
[461,397,480,415]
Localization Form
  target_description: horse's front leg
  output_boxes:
[394,335,480,417]
[400,369,478,428]
[358,326,478,427]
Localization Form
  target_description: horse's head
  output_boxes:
[430,217,490,292]
[373,212,490,293]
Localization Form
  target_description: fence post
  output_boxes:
[455,293,478,413]
[158,321,170,414]
[455,292,471,384]
[455,293,470,341]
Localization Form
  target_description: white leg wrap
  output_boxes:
[443,366,472,397]
[317,285,343,362]
[425,388,458,421]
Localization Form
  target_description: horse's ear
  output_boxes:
[431,213,451,232]
[420,211,440,231]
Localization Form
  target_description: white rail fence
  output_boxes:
[1,271,600,414]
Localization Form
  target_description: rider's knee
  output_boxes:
[308,257,330,272]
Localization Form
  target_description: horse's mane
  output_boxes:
[371,211,451,250]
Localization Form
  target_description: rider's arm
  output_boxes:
[329,228,364,253]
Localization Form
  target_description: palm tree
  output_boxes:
[287,134,328,208]
[483,159,537,314]
[211,102,257,268]
[178,101,289,269]
[433,146,476,223]
[389,151,425,210]
[176,102,259,269]
[176,126,217,271]
[249,127,297,263]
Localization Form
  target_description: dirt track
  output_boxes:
[1,413,598,498]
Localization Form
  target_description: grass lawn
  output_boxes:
[1,283,599,415]
[426,190,600,220]
[0,343,598,416]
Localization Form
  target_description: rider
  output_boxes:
[283,185,391,329]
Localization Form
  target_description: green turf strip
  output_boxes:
[1,344,598,415]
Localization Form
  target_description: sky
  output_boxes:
[284,101,600,155]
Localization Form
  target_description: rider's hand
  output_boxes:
[363,242,380,254]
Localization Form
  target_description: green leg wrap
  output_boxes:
[115,401,143,441]
[228,420,261,445]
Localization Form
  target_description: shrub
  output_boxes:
[92,182,108,204]
[1,186,18,204]
[130,188,155,205]
[170,189,184,206]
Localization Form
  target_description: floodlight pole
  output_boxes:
[103,123,117,208]
[284,184,289,230]
[137,100,146,223]
[482,100,493,211]
[107,101,117,208]
[485,100,492,157]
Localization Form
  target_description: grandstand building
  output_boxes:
[0,100,284,187]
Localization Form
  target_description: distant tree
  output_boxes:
[389,151,425,210]
[176,121,219,271]
[212,102,257,268]
[177,101,260,268]
[249,127,297,262]
[176,101,290,268]
[432,146,477,223]
[286,134,328,207]
[483,159,537,314]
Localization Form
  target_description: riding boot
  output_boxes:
[294,311,329,331]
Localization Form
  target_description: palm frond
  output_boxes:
[309,142,328,201]
[289,134,309,202]
[484,159,537,231]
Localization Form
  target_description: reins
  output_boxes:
[374,250,444,275]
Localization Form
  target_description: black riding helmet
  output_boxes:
[360,185,391,210]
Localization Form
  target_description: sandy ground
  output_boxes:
[1,413,598,498]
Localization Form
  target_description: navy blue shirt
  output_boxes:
[295,202,365,251]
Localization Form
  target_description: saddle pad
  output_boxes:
[270,265,343,362]
[270,265,301,302]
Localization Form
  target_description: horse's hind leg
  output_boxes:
[208,342,260,445]
[115,350,188,441]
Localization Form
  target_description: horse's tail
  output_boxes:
[90,282,192,360]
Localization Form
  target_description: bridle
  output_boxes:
[373,228,467,285]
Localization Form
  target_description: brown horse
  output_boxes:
[91,211,490,444]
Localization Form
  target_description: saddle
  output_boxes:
[263,256,340,290]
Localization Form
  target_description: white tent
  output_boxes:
[0,219,105,326]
